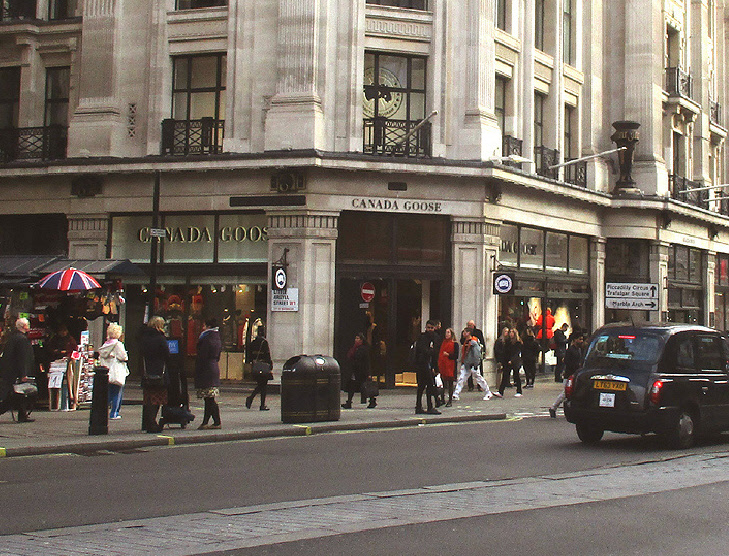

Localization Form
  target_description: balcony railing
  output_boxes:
[161,118,224,156]
[666,66,692,99]
[502,134,523,168]
[534,146,559,179]
[175,0,227,9]
[363,117,432,158]
[0,1,36,21]
[563,159,587,187]
[366,0,428,9]
[0,126,67,163]
[670,174,706,208]
[710,99,722,126]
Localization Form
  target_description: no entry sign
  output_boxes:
[360,282,376,303]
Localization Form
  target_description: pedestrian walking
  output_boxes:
[0,318,37,422]
[246,326,273,411]
[493,326,510,392]
[195,318,222,429]
[98,323,129,420]
[465,320,485,391]
[553,323,569,382]
[452,327,493,401]
[414,320,440,415]
[140,316,170,433]
[550,333,586,418]
[341,332,376,409]
[522,327,540,388]
[437,327,458,406]
[499,328,523,397]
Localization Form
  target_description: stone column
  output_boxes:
[67,0,125,157]
[706,252,716,328]
[457,0,502,160]
[590,237,606,330]
[264,0,326,151]
[266,211,338,371]
[67,215,109,260]
[649,240,670,321]
[451,217,500,383]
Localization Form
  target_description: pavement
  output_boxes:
[0,374,565,458]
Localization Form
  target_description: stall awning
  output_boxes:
[0,256,144,286]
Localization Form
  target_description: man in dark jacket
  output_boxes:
[0,318,37,422]
[195,318,222,429]
[549,334,585,418]
[553,323,569,382]
[415,320,440,415]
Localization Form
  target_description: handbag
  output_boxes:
[13,380,38,397]
[251,361,273,381]
[142,359,165,388]
[361,379,379,398]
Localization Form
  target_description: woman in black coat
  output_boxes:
[521,327,540,388]
[140,316,170,433]
[341,332,376,409]
[195,318,222,429]
[0,318,36,422]
[246,326,272,411]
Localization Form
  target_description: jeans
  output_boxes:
[453,365,491,398]
[108,383,124,418]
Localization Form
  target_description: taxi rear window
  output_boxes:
[585,332,663,364]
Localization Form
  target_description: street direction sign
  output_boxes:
[605,282,659,299]
[605,298,658,310]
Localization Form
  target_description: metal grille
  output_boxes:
[0,125,67,163]
[564,159,587,187]
[363,118,432,158]
[161,118,224,156]
[534,146,559,179]
[666,66,692,99]
[670,174,706,208]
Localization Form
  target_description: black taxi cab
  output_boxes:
[563,323,729,448]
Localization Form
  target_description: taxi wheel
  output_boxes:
[576,422,604,444]
[662,409,696,449]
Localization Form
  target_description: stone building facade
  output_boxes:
[0,0,728,385]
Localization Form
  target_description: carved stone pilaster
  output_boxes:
[67,215,109,260]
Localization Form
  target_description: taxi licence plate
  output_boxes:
[593,380,627,392]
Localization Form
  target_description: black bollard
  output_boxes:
[89,365,109,435]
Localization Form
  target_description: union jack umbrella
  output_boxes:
[36,267,101,291]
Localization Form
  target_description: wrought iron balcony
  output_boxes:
[710,99,722,126]
[0,125,67,163]
[534,146,559,179]
[366,0,428,9]
[563,159,587,187]
[670,174,706,208]
[665,66,692,99]
[175,0,227,9]
[502,135,523,168]
[363,117,432,158]
[0,0,36,20]
[161,118,224,156]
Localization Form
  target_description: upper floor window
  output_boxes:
[48,0,77,20]
[45,67,70,126]
[366,0,428,9]
[496,0,507,31]
[0,67,20,129]
[495,77,507,132]
[563,0,574,65]
[564,104,574,159]
[176,0,227,9]
[0,0,36,21]
[535,0,546,52]
[172,54,226,122]
[534,92,545,147]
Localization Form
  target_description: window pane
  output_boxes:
[695,335,724,370]
[338,212,392,264]
[410,57,425,90]
[409,92,425,120]
[546,231,568,272]
[190,56,219,88]
[378,56,408,90]
[173,92,188,119]
[520,227,544,270]
[189,91,217,119]
[163,214,215,263]
[396,214,445,264]
[500,224,518,267]
[110,215,157,263]
[569,236,589,274]
[46,67,70,99]
[674,246,689,281]
[218,214,268,263]
[173,58,189,90]
[689,248,702,282]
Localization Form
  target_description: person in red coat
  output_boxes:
[437,327,458,406]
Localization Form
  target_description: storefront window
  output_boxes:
[338,212,392,264]
[716,293,727,331]
[519,227,544,270]
[605,239,649,281]
[717,255,729,286]
[569,236,588,274]
[500,224,518,267]
[217,214,268,263]
[162,214,215,263]
[545,231,568,272]
[110,215,155,262]
[396,214,446,264]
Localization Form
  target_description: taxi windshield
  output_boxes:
[585,332,663,365]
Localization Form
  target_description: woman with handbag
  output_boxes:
[98,323,129,420]
[195,318,223,429]
[246,326,272,411]
[341,332,376,409]
[140,316,170,433]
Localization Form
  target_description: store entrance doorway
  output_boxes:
[336,277,445,388]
